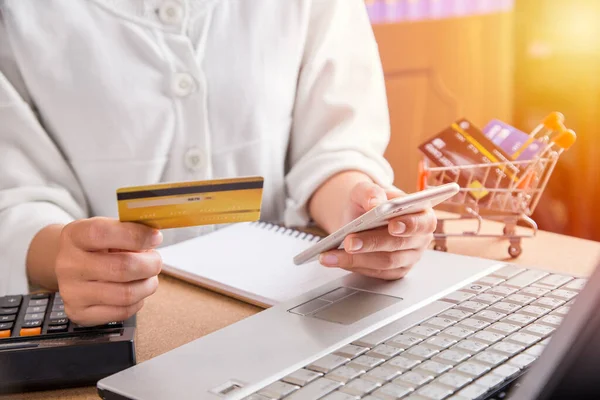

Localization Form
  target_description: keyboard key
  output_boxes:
[509,353,537,369]
[533,274,573,289]
[538,315,563,327]
[326,366,364,383]
[423,317,455,329]
[525,344,545,357]
[473,351,508,367]
[417,361,452,375]
[563,278,587,291]
[395,370,434,387]
[47,324,68,333]
[0,295,22,308]
[439,309,472,321]
[350,355,385,370]
[436,372,472,389]
[0,322,13,330]
[522,324,555,338]
[283,369,323,387]
[519,287,550,297]
[472,294,503,305]
[488,302,521,314]
[441,326,474,340]
[507,332,540,346]
[417,384,453,400]
[548,289,578,301]
[425,336,457,350]
[385,356,421,371]
[488,322,520,335]
[474,310,506,323]
[454,361,490,377]
[453,340,488,354]
[502,313,536,327]
[368,344,403,360]
[433,350,470,365]
[28,298,48,306]
[461,284,491,294]
[374,383,413,399]
[505,294,536,306]
[22,320,42,328]
[407,345,439,359]
[387,334,423,349]
[491,364,520,379]
[471,330,505,344]
[335,344,369,359]
[475,373,504,390]
[504,270,548,288]
[533,297,565,309]
[476,276,505,286]
[363,367,402,383]
[20,327,42,336]
[520,306,550,318]
[491,265,526,279]
[441,291,474,304]
[458,318,490,331]
[322,393,359,400]
[308,355,349,373]
[286,378,342,400]
[340,378,381,397]
[258,381,299,399]
[26,306,47,314]
[489,341,525,356]
[551,306,570,316]
[0,315,16,323]
[49,318,69,325]
[0,308,18,315]
[456,301,488,313]
[457,383,488,398]
[409,326,440,338]
[49,311,67,319]
[487,286,519,297]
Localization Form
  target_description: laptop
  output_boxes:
[97,249,596,400]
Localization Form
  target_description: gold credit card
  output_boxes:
[117,176,264,229]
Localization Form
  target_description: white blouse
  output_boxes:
[0,0,394,295]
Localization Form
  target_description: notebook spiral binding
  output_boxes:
[251,221,322,243]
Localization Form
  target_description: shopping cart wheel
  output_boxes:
[434,244,448,252]
[508,244,522,258]
[503,226,516,236]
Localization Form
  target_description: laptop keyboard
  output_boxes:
[244,266,586,400]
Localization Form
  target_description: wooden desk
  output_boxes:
[5,220,600,400]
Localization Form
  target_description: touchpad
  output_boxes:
[288,288,402,325]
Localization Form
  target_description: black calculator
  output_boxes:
[0,292,136,394]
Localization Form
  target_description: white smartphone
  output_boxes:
[293,182,460,265]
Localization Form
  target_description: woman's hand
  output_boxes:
[318,181,437,280]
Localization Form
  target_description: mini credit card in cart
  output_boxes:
[117,177,264,229]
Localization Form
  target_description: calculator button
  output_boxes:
[20,327,42,336]
[0,322,14,330]
[0,295,22,308]
[0,315,16,323]
[50,311,67,319]
[28,298,49,306]
[24,313,45,321]
[49,318,69,325]
[22,320,42,328]
[30,293,50,299]
[0,307,18,315]
[0,330,10,338]
[52,304,65,312]
[26,305,47,314]
[53,298,64,306]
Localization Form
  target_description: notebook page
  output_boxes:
[158,222,350,307]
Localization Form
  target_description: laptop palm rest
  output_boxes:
[288,287,402,325]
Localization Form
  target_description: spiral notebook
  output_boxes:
[158,222,350,307]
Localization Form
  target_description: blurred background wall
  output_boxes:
[366,0,600,242]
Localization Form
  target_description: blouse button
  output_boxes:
[184,147,204,172]
[158,1,184,25]
[172,73,196,97]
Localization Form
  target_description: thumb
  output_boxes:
[350,181,388,212]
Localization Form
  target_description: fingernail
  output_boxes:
[150,230,163,247]
[348,238,363,252]
[319,254,339,267]
[368,197,383,208]
[391,221,406,235]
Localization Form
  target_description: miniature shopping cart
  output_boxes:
[418,112,577,258]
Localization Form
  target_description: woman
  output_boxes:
[0,0,436,325]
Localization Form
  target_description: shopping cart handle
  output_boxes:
[552,129,577,150]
